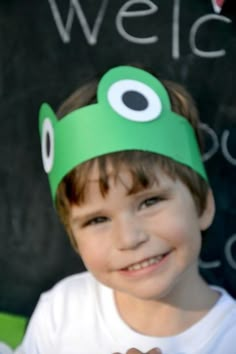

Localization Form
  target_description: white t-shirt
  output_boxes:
[0,343,13,354]
[15,272,236,354]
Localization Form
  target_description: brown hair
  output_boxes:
[55,68,209,248]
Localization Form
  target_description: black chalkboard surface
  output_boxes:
[0,0,235,317]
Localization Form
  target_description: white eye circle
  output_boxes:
[107,79,162,122]
[41,118,54,173]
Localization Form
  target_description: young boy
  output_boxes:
[16,65,236,354]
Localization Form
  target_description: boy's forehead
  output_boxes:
[86,158,147,181]
[86,158,114,181]
[85,158,168,191]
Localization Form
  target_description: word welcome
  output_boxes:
[47,0,232,59]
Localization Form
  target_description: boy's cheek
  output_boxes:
[77,240,110,268]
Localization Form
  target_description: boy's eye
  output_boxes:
[83,216,108,227]
[140,196,163,209]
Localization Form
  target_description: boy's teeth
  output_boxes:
[127,255,164,271]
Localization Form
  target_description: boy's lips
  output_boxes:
[120,250,172,272]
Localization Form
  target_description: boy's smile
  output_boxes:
[69,161,214,306]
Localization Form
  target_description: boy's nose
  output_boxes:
[114,218,149,250]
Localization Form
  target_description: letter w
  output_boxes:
[48,0,109,45]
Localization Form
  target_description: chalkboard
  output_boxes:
[0,0,235,317]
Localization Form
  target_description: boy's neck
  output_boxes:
[114,268,220,337]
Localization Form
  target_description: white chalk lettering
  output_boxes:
[221,130,236,166]
[47,0,109,45]
[225,234,236,270]
[189,14,232,58]
[172,0,180,59]
[116,0,158,44]
[200,123,219,161]
[199,258,221,269]
[47,0,233,62]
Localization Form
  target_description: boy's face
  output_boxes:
[69,162,213,302]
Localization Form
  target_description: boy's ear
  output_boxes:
[199,188,215,231]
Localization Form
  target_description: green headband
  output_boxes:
[39,65,207,201]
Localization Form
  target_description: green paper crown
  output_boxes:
[39,66,207,201]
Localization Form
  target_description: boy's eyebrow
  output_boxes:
[127,182,173,197]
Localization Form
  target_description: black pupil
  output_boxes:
[122,90,148,111]
[46,132,51,157]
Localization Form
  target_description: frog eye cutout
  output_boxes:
[107,79,162,122]
[41,118,54,173]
